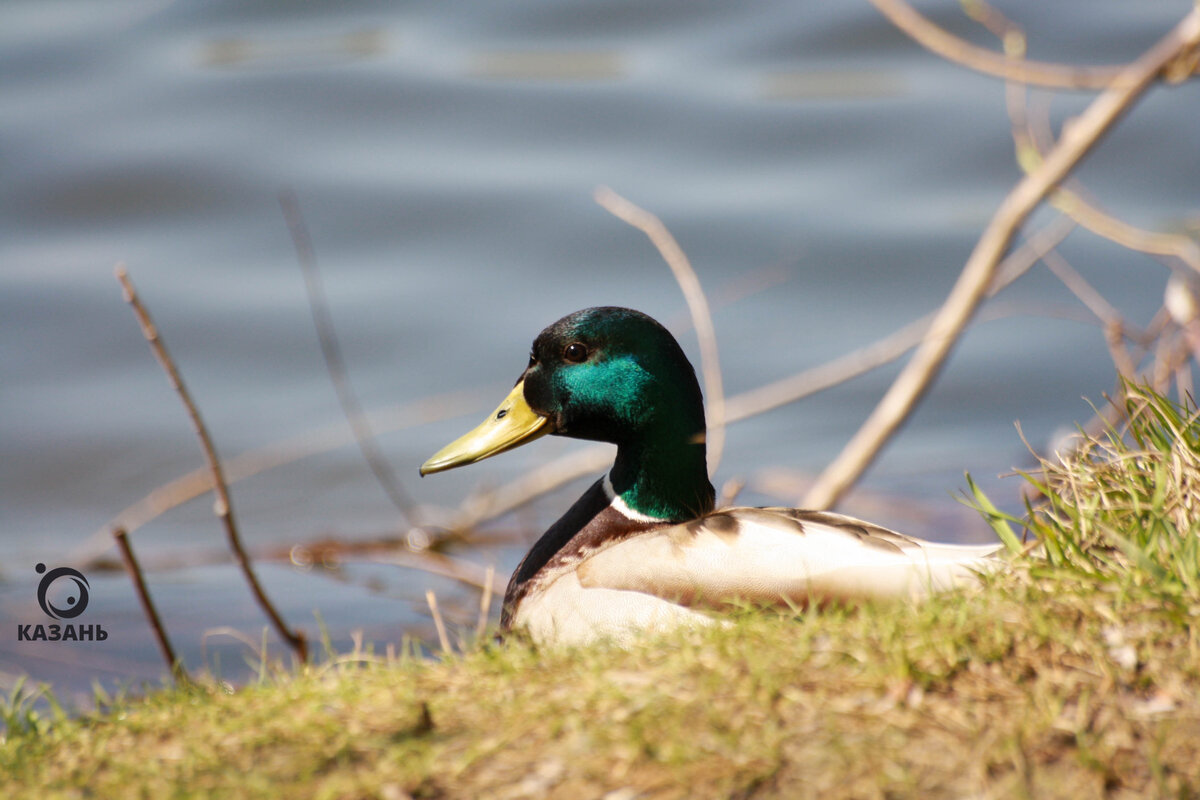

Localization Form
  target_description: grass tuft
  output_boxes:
[973,382,1200,609]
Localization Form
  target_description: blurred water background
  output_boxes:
[2,0,1197,707]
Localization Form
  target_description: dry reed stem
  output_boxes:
[735,214,1073,429]
[425,590,451,654]
[1040,248,1124,328]
[453,444,613,530]
[280,189,421,527]
[804,8,1200,510]
[1022,89,1200,273]
[981,5,1200,275]
[868,0,1171,90]
[965,8,1199,409]
[972,0,1198,411]
[113,526,186,682]
[716,477,745,508]
[116,265,308,663]
[91,532,502,608]
[987,213,1077,289]
[79,392,481,565]
[1054,195,1200,273]
[476,564,495,640]
[370,550,504,596]
[1039,247,1141,379]
[594,186,727,474]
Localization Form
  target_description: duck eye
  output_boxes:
[563,342,588,363]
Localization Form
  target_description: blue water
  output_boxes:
[2,1,1197,707]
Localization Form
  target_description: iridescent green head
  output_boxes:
[421,307,714,521]
[522,307,706,445]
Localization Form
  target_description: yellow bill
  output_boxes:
[420,380,551,475]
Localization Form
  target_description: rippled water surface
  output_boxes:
[2,1,1197,704]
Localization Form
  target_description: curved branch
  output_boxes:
[116,266,308,662]
[868,0,1195,90]
[280,190,422,527]
[594,186,727,474]
[803,8,1200,510]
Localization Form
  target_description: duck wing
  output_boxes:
[575,507,1003,607]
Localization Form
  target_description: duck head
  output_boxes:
[421,307,714,520]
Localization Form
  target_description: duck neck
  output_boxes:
[608,435,714,522]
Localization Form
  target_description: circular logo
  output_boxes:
[35,563,90,620]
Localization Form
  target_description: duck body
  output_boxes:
[421,307,1002,646]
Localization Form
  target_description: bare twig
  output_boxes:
[1041,249,1125,327]
[1039,248,1140,378]
[425,590,451,654]
[1152,334,1195,395]
[116,265,308,663]
[280,190,421,527]
[113,526,186,682]
[733,216,1074,428]
[370,550,504,596]
[476,564,495,641]
[92,527,506,606]
[974,2,1200,276]
[595,186,727,474]
[77,391,481,565]
[988,214,1078,290]
[452,443,612,530]
[968,0,1192,425]
[804,9,1200,510]
[1051,188,1200,274]
[867,0,1191,90]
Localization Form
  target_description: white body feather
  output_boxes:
[513,508,1002,647]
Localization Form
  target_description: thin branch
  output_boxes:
[1039,248,1123,327]
[594,186,727,474]
[970,0,1191,426]
[733,214,1073,426]
[370,550,504,596]
[116,265,308,663]
[1039,247,1140,378]
[868,0,1190,90]
[803,8,1200,510]
[452,443,613,530]
[113,526,186,682]
[425,590,451,655]
[1051,188,1200,274]
[476,564,495,641]
[279,189,421,527]
[78,391,481,566]
[1152,333,1195,395]
[91,526,506,606]
[982,5,1200,274]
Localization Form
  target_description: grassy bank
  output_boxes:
[3,385,1199,799]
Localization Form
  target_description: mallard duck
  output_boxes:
[421,307,1002,646]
